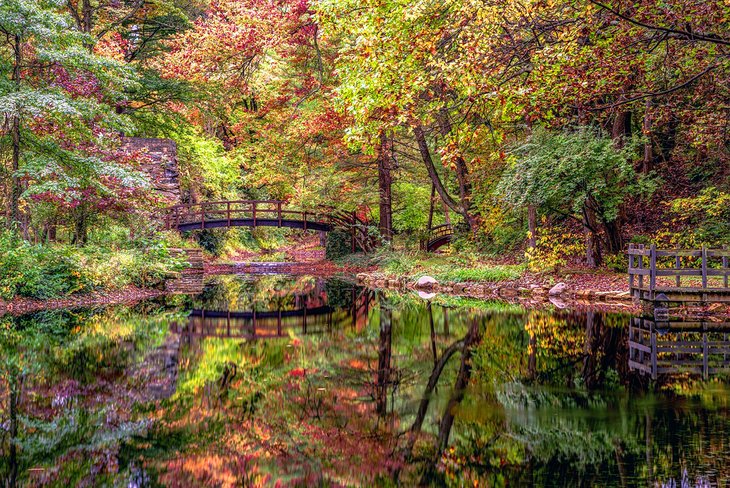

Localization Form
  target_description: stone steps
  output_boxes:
[166,248,204,294]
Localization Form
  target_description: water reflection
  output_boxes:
[1,275,729,486]
[630,317,730,379]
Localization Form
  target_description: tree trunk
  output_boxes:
[527,205,537,249]
[82,0,93,33]
[413,124,476,231]
[611,110,632,147]
[442,201,452,226]
[9,34,22,231]
[73,204,89,246]
[435,108,471,209]
[377,132,393,243]
[642,100,653,174]
[582,206,601,267]
[603,219,623,255]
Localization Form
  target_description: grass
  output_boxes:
[343,248,526,284]
[431,264,525,283]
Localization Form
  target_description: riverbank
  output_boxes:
[0,285,166,316]
[3,244,728,317]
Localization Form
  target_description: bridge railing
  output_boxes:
[161,200,379,252]
[420,224,454,251]
[163,200,331,230]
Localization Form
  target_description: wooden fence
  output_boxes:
[628,244,730,302]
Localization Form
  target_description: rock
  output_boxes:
[548,282,568,296]
[415,275,438,289]
[498,287,519,298]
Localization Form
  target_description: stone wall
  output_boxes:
[121,137,181,203]
[166,248,204,294]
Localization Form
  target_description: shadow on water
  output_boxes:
[1,274,729,486]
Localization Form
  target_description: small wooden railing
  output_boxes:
[161,200,378,252]
[628,244,730,301]
[163,200,332,231]
[420,224,454,252]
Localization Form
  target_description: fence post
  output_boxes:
[303,211,307,231]
[649,244,657,292]
[637,245,644,291]
[227,202,231,227]
[675,254,681,287]
[628,243,635,293]
[278,201,282,227]
[701,245,708,289]
[201,203,205,230]
[724,248,729,288]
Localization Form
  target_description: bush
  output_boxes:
[325,230,353,260]
[0,230,186,300]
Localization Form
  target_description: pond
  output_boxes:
[1,274,729,486]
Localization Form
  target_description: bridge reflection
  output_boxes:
[171,288,374,341]
[629,317,730,379]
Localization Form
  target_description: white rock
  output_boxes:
[415,275,438,288]
[548,282,568,296]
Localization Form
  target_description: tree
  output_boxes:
[498,127,654,266]
[0,0,147,243]
[317,0,482,232]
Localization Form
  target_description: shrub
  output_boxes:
[325,230,353,260]
[0,230,186,300]
[525,224,585,273]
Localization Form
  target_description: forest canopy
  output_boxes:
[1,0,728,271]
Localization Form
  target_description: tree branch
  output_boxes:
[587,0,730,46]
[587,64,717,111]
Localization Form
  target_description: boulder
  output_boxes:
[498,287,519,298]
[415,275,438,289]
[548,282,568,296]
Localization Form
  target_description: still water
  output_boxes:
[1,274,729,486]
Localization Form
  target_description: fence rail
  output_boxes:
[627,244,730,302]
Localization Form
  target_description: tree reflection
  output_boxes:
[2,278,730,486]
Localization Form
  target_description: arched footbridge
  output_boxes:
[420,224,454,252]
[162,200,375,251]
